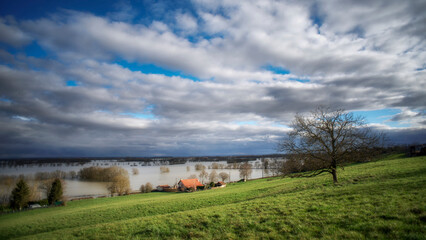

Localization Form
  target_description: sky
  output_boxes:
[0,0,425,158]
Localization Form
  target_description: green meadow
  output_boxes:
[0,154,425,239]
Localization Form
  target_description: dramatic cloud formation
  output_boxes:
[0,0,425,158]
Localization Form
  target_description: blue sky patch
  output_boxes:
[121,112,156,120]
[289,77,310,83]
[233,121,258,126]
[121,104,157,120]
[351,108,411,128]
[263,65,290,75]
[309,2,323,28]
[0,97,12,103]
[24,42,47,58]
[66,80,80,87]
[116,60,202,82]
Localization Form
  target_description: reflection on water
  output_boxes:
[0,160,278,198]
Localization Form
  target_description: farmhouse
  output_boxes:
[178,178,204,191]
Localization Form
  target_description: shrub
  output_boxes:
[38,199,49,206]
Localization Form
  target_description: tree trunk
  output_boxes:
[331,168,338,183]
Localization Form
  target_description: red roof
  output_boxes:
[179,178,204,188]
[217,181,226,185]
[158,185,170,188]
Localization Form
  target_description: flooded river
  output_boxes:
[0,159,280,199]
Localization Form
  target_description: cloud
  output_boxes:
[0,0,425,157]
[0,17,32,47]
[175,12,198,34]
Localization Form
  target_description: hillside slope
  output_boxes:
[0,154,425,239]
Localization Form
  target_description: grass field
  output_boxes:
[0,154,425,239]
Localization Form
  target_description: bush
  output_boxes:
[38,199,49,206]
[10,178,30,210]
[140,183,153,193]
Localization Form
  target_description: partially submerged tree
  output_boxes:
[160,166,170,173]
[219,172,229,182]
[278,107,384,183]
[195,163,206,171]
[132,168,139,175]
[10,178,30,210]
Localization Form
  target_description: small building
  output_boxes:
[178,178,204,191]
[216,181,227,188]
[156,185,171,191]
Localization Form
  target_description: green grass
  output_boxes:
[0,154,425,239]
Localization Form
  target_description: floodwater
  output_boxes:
[0,159,279,199]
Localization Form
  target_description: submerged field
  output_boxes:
[0,154,425,239]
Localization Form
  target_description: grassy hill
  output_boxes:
[0,154,425,239]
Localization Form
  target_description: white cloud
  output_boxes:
[0,0,425,157]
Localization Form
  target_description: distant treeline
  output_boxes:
[0,154,288,167]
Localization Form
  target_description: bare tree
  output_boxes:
[278,107,384,183]
[239,162,253,181]
[209,170,218,183]
[219,172,229,182]
[198,169,208,184]
[0,175,17,204]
